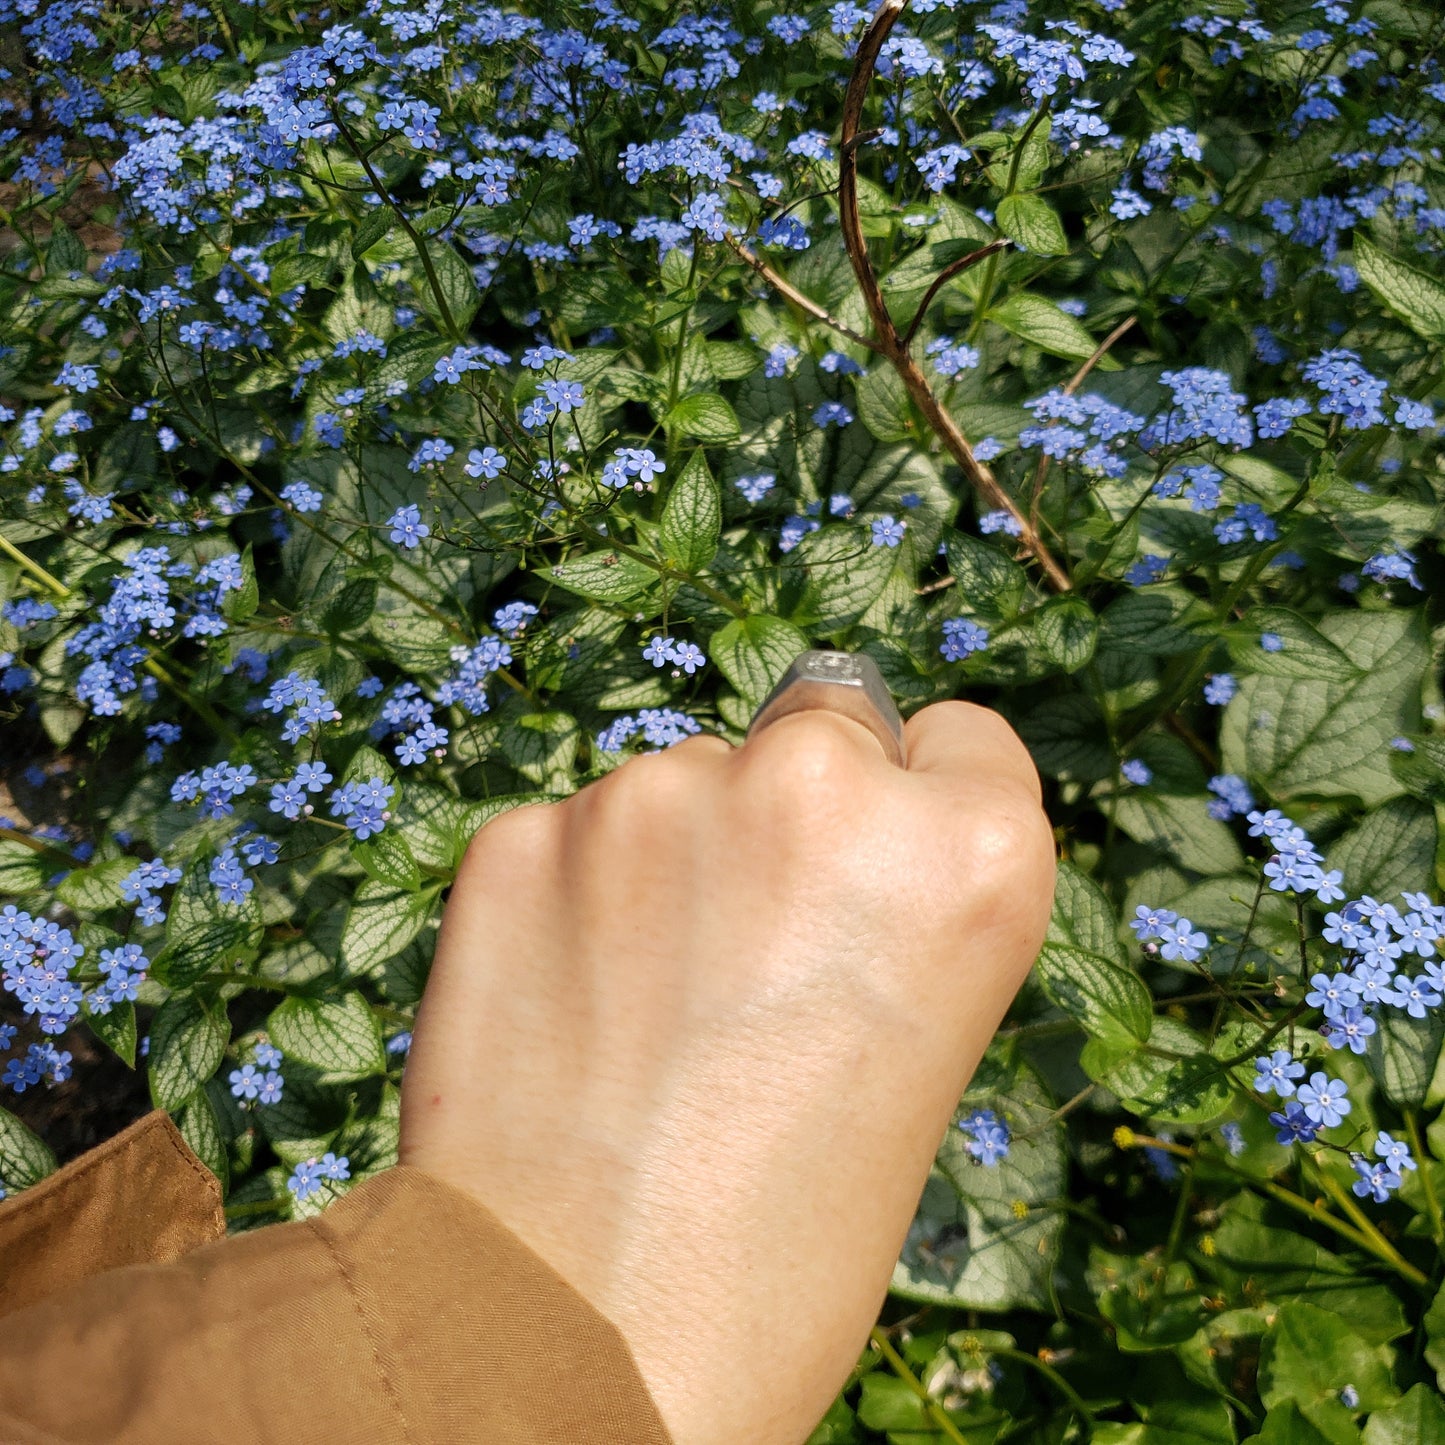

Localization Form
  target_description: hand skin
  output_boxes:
[399,700,1056,1444]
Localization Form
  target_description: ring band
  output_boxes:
[746,650,907,768]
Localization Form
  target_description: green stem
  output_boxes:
[0,532,72,598]
[1308,1153,1431,1289]
[568,517,746,618]
[966,101,1051,345]
[1404,1109,1445,1248]
[991,1345,1095,1426]
[868,1329,972,1445]
[331,113,462,342]
[1125,1134,1428,1286]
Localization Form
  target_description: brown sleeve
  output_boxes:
[0,1110,226,1319]
[0,1120,675,1445]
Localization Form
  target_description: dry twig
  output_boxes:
[833,0,1072,590]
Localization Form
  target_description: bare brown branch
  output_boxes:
[726,237,884,355]
[836,0,1072,591]
[901,239,1011,346]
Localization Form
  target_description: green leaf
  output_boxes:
[1258,1301,1399,1416]
[45,221,87,276]
[353,829,423,891]
[1094,1256,1209,1354]
[1362,1383,1445,1445]
[659,451,722,572]
[1036,942,1153,1045]
[1367,1008,1444,1110]
[156,859,261,989]
[149,994,230,1110]
[1247,1404,1348,1445]
[339,880,439,978]
[268,992,386,1080]
[420,241,480,333]
[710,615,809,706]
[665,392,740,441]
[803,1397,865,1445]
[87,997,137,1068]
[1033,595,1098,672]
[1017,693,1115,782]
[0,1105,57,1190]
[989,292,1113,363]
[1220,610,1429,807]
[1099,588,1214,655]
[1425,1284,1445,1392]
[173,1089,229,1195]
[368,605,456,669]
[1086,1017,1234,1125]
[1048,860,1127,965]
[788,525,897,633]
[1209,1192,1410,1347]
[943,530,1028,618]
[221,544,259,623]
[997,193,1069,255]
[1328,798,1439,899]
[54,857,133,913]
[1354,234,1445,342]
[893,1065,1065,1311]
[1229,608,1362,683]
[323,575,379,635]
[548,549,658,603]
[350,206,393,259]
[857,1376,930,1433]
[1112,793,1245,878]
[499,710,580,789]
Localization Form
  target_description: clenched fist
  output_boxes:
[400,699,1055,1444]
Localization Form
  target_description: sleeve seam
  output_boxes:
[311,1213,419,1445]
[0,1112,218,1231]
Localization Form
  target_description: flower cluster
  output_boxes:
[958,1107,1012,1166]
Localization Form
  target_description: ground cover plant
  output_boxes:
[2,0,1445,1436]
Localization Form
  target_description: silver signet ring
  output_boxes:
[746,650,907,768]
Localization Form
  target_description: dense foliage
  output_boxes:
[3,0,1445,1436]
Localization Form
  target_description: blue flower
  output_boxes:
[1253,1049,1305,1097]
[1208,670,1242,705]
[1121,759,1152,785]
[229,1063,262,1100]
[465,446,507,480]
[280,481,323,512]
[979,509,1022,536]
[1159,917,1207,963]
[1296,1072,1350,1127]
[1324,1006,1377,1055]
[957,1107,1010,1166]
[870,515,905,548]
[1350,1157,1402,1204]
[812,402,853,428]
[1269,1101,1319,1145]
[387,504,430,549]
[1130,905,1178,941]
[940,618,989,661]
[1260,632,1285,652]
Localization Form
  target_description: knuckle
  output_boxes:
[461,798,557,871]
[957,792,1056,902]
[743,712,872,802]
[584,744,706,832]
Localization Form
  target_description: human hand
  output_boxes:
[399,698,1055,1444]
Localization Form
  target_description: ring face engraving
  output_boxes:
[745,650,907,768]
[797,651,866,683]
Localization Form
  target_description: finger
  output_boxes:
[668,730,736,762]
[902,701,1042,801]
[741,705,898,775]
